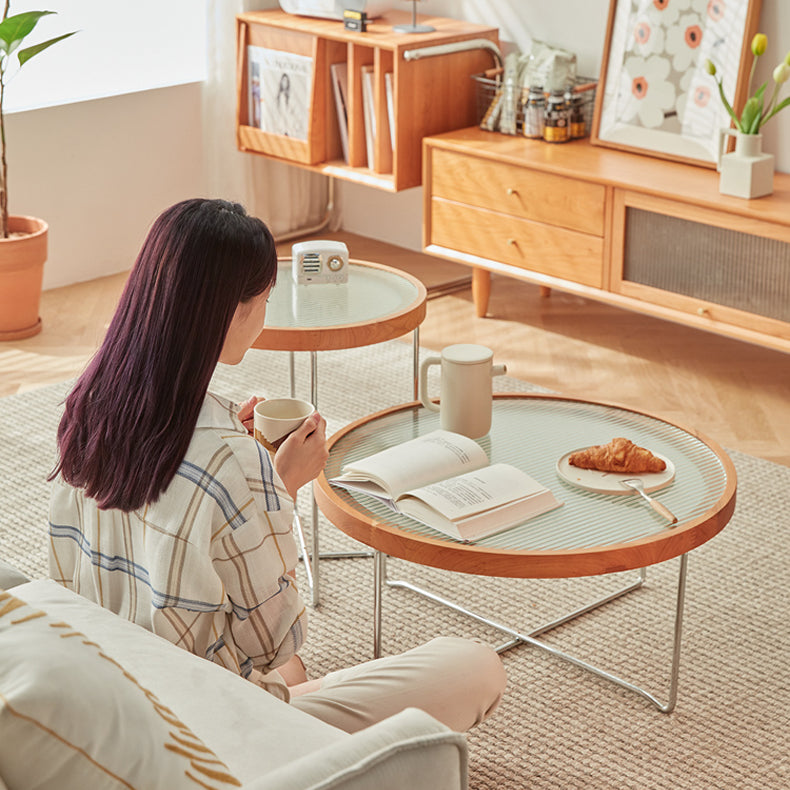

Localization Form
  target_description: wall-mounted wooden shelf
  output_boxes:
[236,9,498,192]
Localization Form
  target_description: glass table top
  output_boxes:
[265,260,423,329]
[323,396,733,555]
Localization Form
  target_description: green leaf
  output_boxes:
[739,96,762,133]
[754,81,767,101]
[0,11,54,52]
[18,32,76,67]
[763,95,790,124]
[715,78,742,131]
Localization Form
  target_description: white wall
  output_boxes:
[11,1,789,288]
[339,0,790,251]
[8,83,205,290]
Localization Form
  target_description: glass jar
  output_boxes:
[543,89,570,143]
[522,85,545,139]
[569,92,586,139]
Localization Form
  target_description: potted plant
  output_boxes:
[0,7,75,339]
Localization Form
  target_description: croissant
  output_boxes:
[568,437,666,474]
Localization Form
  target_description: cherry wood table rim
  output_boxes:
[313,393,738,579]
[253,258,428,352]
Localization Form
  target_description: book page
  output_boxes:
[332,430,488,499]
[400,463,544,521]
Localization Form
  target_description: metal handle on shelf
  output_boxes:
[403,38,503,71]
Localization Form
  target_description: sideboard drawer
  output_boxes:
[430,197,604,288]
[430,148,606,236]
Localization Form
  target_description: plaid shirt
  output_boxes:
[48,392,306,701]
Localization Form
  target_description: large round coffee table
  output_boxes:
[314,394,737,712]
[253,258,427,605]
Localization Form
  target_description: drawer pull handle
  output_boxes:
[507,238,517,246]
[506,187,517,196]
[697,307,709,317]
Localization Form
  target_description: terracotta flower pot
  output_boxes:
[0,215,48,340]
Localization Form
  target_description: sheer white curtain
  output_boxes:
[203,0,334,237]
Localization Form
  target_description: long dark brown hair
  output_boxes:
[50,199,277,511]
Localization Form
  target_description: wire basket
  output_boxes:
[473,71,597,139]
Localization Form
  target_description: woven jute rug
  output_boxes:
[1,340,788,789]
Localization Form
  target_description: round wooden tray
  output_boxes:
[314,394,737,579]
[253,258,427,352]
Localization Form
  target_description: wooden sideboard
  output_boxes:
[422,127,790,354]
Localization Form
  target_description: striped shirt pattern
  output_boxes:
[48,392,307,701]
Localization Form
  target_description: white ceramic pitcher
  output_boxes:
[419,344,506,438]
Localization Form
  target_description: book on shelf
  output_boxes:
[361,64,376,169]
[329,430,562,543]
[247,46,312,140]
[330,62,349,164]
[384,72,396,152]
[248,55,262,129]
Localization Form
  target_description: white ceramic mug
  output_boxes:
[253,398,315,453]
[419,344,506,439]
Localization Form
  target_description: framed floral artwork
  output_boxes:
[591,0,763,167]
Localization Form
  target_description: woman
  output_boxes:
[48,198,505,734]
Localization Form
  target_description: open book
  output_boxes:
[329,430,562,542]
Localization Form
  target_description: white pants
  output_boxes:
[290,636,507,734]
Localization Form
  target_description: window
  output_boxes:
[4,0,207,113]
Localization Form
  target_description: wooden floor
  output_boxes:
[2,232,788,466]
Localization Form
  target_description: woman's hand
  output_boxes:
[237,396,262,435]
[273,413,328,499]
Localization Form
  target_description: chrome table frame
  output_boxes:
[314,394,736,713]
[374,551,688,713]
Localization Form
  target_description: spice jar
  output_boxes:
[543,89,570,143]
[522,85,545,139]
[569,92,586,139]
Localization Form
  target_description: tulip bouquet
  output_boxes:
[706,34,790,135]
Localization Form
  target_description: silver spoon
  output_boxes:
[620,478,678,525]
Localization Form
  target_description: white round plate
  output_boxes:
[556,448,676,494]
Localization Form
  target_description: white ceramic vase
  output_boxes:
[717,129,774,199]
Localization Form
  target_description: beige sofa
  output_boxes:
[0,562,467,790]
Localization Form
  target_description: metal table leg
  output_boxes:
[376,555,689,713]
[412,326,420,400]
[309,351,320,607]
[373,551,386,659]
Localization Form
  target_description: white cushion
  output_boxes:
[10,580,346,785]
[0,587,242,790]
[244,708,468,790]
[0,559,28,589]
